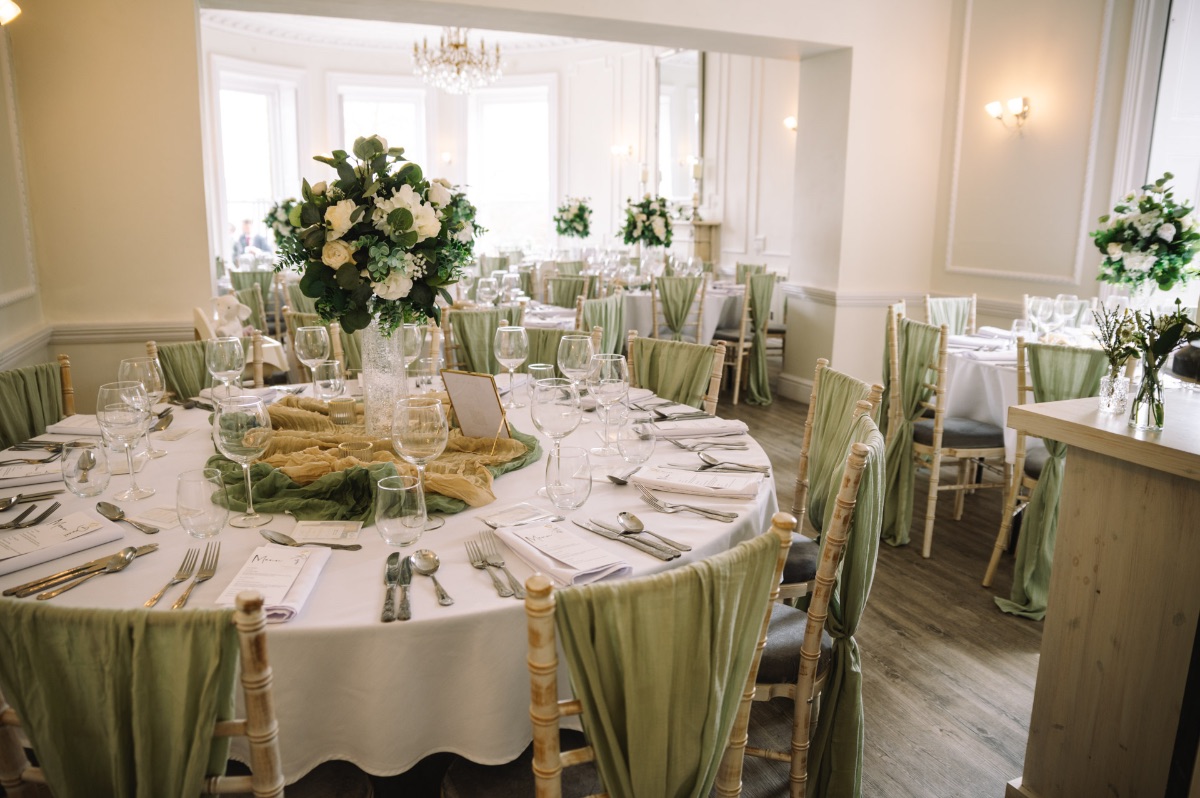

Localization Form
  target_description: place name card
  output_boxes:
[125,506,182,531]
[290,520,361,543]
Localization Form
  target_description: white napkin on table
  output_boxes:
[494,522,630,586]
[45,415,103,436]
[199,386,280,403]
[947,334,999,350]
[0,462,63,489]
[0,520,122,576]
[977,326,1014,339]
[642,418,749,440]
[215,544,331,623]
[959,349,1018,363]
[631,466,762,499]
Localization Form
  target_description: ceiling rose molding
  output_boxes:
[200,10,587,54]
[0,30,38,311]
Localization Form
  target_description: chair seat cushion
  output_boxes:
[766,323,786,334]
[756,603,833,685]
[441,732,601,798]
[1023,446,1049,480]
[913,416,1004,449]
[712,328,742,341]
[782,533,819,585]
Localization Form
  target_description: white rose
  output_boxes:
[321,239,355,270]
[372,184,442,243]
[324,199,358,241]
[651,217,667,240]
[1124,250,1157,274]
[1157,223,1176,243]
[1181,212,1198,232]
[1106,242,1124,260]
[454,220,475,244]
[372,270,414,301]
[1133,213,1160,238]
[428,178,453,208]
[311,181,327,196]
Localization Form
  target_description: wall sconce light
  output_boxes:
[610,144,633,157]
[783,116,798,132]
[0,0,22,24]
[440,151,453,165]
[985,96,1030,130]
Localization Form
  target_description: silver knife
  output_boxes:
[589,519,683,557]
[382,552,399,623]
[397,555,413,621]
[590,519,692,553]
[6,544,159,598]
[571,520,679,561]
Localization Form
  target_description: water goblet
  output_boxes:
[212,395,273,528]
[1027,296,1055,336]
[295,326,331,394]
[96,381,154,501]
[531,377,582,497]
[399,323,423,394]
[616,417,656,464]
[206,336,245,400]
[587,354,629,456]
[313,360,345,401]
[494,326,530,409]
[545,446,592,510]
[476,277,499,306]
[61,441,110,498]
[391,397,449,531]
[375,475,425,547]
[118,356,168,458]
[557,334,595,424]
[416,356,445,394]
[176,468,229,539]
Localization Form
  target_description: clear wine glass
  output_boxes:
[1054,294,1082,330]
[587,354,629,456]
[399,323,423,394]
[531,378,582,498]
[96,381,154,501]
[1027,296,1055,336]
[295,326,331,394]
[176,468,229,539]
[494,326,530,409]
[118,356,168,459]
[557,334,595,424]
[212,395,273,528]
[391,397,449,531]
[206,337,245,400]
[476,277,499,306]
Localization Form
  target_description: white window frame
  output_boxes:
[326,72,433,171]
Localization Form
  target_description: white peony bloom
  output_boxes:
[1157,223,1176,243]
[325,199,358,241]
[372,184,441,243]
[428,178,453,208]
[1123,250,1157,274]
[1106,242,1124,260]
[372,269,414,301]
[1180,212,1198,232]
[1133,213,1161,238]
[651,217,667,240]
[311,181,327,196]
[322,240,355,270]
[454,220,475,243]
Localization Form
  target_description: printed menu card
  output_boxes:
[216,544,331,623]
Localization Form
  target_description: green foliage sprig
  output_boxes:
[619,194,673,248]
[1092,172,1199,291]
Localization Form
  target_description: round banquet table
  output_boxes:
[0,395,777,783]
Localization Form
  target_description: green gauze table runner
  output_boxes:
[658,276,702,340]
[0,362,62,450]
[0,602,237,798]
[745,273,775,406]
[631,337,714,408]
[555,528,780,798]
[996,343,1106,620]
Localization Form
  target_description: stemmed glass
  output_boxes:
[587,354,629,456]
[476,277,499,306]
[96,381,154,500]
[399,323,423,394]
[391,397,449,531]
[118,356,168,459]
[212,395,274,528]
[206,337,245,399]
[1027,296,1055,336]
[1054,294,1081,329]
[494,326,529,409]
[557,334,595,424]
[531,378,582,498]
[295,326,331,394]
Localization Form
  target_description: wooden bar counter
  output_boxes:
[1005,390,1200,798]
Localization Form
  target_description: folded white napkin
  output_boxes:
[199,386,280,403]
[977,326,1014,339]
[45,415,103,436]
[0,520,123,576]
[0,461,63,489]
[627,388,656,403]
[642,418,749,440]
[947,334,999,350]
[959,349,1018,363]
[215,544,332,623]
[631,466,762,499]
[494,522,630,586]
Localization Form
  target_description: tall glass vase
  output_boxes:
[360,319,409,439]
[1128,355,1165,431]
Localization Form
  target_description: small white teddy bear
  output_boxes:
[213,294,253,338]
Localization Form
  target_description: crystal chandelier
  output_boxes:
[413,27,502,95]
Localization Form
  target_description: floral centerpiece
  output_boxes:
[1090,306,1138,413]
[275,134,482,335]
[1125,300,1198,430]
[264,198,303,261]
[1091,172,1199,292]
[619,194,673,248]
[553,197,592,239]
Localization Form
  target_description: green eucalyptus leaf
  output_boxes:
[301,226,325,249]
[300,203,321,227]
[313,156,337,167]
[337,161,356,183]
[364,180,381,197]
[342,307,373,334]
[397,162,423,185]
[335,266,364,291]
[399,230,419,249]
[352,137,372,161]
[351,205,367,223]
[388,207,413,232]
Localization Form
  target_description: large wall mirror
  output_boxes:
[656,49,703,208]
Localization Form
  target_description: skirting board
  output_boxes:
[776,372,812,403]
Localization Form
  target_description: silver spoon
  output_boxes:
[76,448,97,484]
[37,547,136,600]
[617,512,692,551]
[149,414,173,433]
[260,528,362,551]
[412,548,455,606]
[0,490,63,511]
[697,452,771,472]
[96,501,160,534]
[606,465,642,486]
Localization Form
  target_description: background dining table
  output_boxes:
[0,389,777,783]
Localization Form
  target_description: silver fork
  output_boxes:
[0,452,62,467]
[0,504,37,529]
[666,440,749,452]
[480,530,525,599]
[0,502,60,530]
[145,548,198,607]
[172,542,219,610]
[465,539,513,598]
[635,484,737,522]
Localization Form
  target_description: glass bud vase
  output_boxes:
[359,318,409,439]
[1128,357,1165,431]
[1098,373,1130,414]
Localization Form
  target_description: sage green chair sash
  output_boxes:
[0,362,63,450]
[808,413,886,797]
[877,301,907,441]
[996,344,1107,620]
[548,276,588,308]
[229,271,273,307]
[556,260,584,276]
[880,318,942,546]
[556,528,781,798]
[806,367,874,538]
[518,268,535,299]
[479,255,508,278]
[233,285,266,333]
[452,308,523,374]
[926,296,972,335]
[745,273,775,406]
[287,311,363,372]
[735,262,766,284]
[285,281,317,314]
[581,293,626,354]
[158,340,211,401]
[630,337,714,408]
[521,327,587,376]
[0,601,238,798]
[657,276,702,341]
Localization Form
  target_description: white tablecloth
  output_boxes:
[523,289,743,345]
[944,351,1043,463]
[0,395,776,782]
